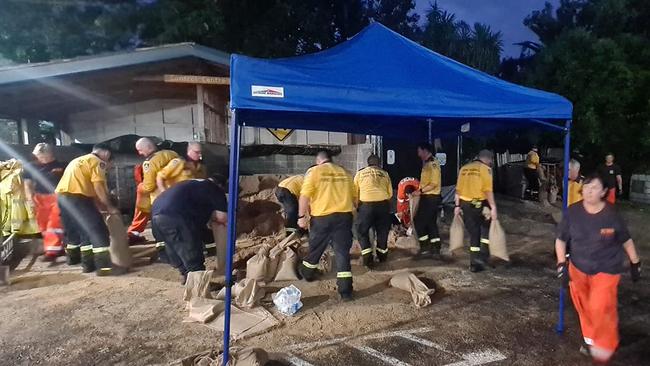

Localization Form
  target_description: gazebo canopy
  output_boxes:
[230,22,572,138]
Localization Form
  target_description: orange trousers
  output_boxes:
[569,263,621,362]
[127,207,149,234]
[606,189,616,205]
[33,193,64,257]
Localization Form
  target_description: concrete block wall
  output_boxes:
[337,143,373,174]
[630,174,650,204]
[240,154,314,175]
[239,143,373,176]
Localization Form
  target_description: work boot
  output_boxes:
[298,263,318,282]
[470,260,485,273]
[80,245,95,273]
[93,249,112,276]
[415,242,432,260]
[156,242,169,263]
[337,278,353,301]
[204,244,217,257]
[66,245,81,265]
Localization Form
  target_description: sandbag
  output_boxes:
[214,347,269,366]
[266,244,282,282]
[211,223,227,272]
[274,248,299,281]
[184,298,225,324]
[246,247,269,281]
[216,279,265,309]
[389,272,435,308]
[489,219,509,261]
[106,214,132,268]
[409,194,420,221]
[449,214,465,252]
[184,270,215,301]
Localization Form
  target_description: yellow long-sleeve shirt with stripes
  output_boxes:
[300,162,354,217]
[278,175,304,197]
[420,157,441,195]
[55,153,107,197]
[141,149,179,203]
[353,165,392,203]
[157,158,207,189]
[456,160,493,202]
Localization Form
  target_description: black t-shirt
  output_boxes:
[557,203,631,275]
[22,160,67,194]
[598,164,621,190]
[152,179,227,227]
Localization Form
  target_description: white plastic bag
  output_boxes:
[272,285,303,316]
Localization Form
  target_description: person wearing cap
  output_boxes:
[23,143,67,261]
[412,142,443,259]
[276,174,305,237]
[354,154,393,268]
[454,149,497,272]
[151,175,228,284]
[55,143,119,275]
[525,146,541,201]
[298,150,355,301]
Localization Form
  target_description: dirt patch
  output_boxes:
[1,199,648,365]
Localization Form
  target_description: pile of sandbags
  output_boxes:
[245,232,302,283]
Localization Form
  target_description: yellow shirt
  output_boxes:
[456,161,493,202]
[278,175,304,197]
[55,153,107,197]
[142,149,179,202]
[420,158,441,195]
[526,151,540,170]
[157,158,206,188]
[301,162,354,217]
[354,165,393,202]
[568,178,583,206]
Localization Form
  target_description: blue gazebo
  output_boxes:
[223,23,573,362]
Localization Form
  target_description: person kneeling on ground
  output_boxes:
[555,174,641,364]
[151,175,227,284]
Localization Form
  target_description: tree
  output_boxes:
[522,0,650,180]
[365,0,420,38]
[0,1,142,63]
[420,3,503,74]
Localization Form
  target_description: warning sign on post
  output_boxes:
[267,128,294,142]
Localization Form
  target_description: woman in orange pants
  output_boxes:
[23,143,66,260]
[555,174,641,364]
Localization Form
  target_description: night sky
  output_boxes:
[414,0,560,57]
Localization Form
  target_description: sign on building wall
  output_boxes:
[267,128,294,142]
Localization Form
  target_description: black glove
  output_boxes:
[557,262,569,288]
[630,261,641,283]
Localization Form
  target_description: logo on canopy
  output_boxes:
[252,85,285,98]
[267,128,294,142]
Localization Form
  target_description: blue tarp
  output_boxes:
[230,22,572,137]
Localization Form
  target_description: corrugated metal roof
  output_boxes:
[0,43,230,85]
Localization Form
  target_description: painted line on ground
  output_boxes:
[396,332,452,354]
[283,327,507,366]
[354,345,413,366]
[443,350,507,366]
